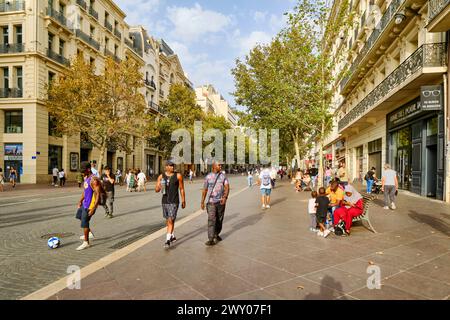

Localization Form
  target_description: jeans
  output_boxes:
[366,179,374,193]
[248,176,253,187]
[384,185,396,207]
[328,206,337,226]
[309,213,317,229]
[206,202,226,240]
[103,191,114,215]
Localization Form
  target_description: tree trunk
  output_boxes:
[97,144,106,173]
[293,137,301,170]
[318,119,325,188]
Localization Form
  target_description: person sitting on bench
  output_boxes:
[333,185,364,236]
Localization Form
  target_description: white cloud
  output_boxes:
[169,41,208,66]
[253,11,268,23]
[236,31,272,56]
[166,3,233,43]
[269,13,288,32]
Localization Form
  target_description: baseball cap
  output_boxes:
[166,159,175,166]
[80,161,91,172]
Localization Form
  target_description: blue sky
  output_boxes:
[114,0,297,109]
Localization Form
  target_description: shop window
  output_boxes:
[5,110,23,133]
[368,138,382,153]
[48,145,63,174]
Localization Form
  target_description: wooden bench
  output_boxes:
[352,194,377,233]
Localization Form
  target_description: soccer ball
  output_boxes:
[47,237,60,249]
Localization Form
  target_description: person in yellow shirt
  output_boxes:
[326,181,344,231]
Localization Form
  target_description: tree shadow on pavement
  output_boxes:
[220,213,264,240]
[304,275,345,300]
[408,210,450,236]
[269,197,287,207]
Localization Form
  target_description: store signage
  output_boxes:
[388,101,422,128]
[421,85,443,111]
[4,144,23,161]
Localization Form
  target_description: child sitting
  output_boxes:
[308,191,318,232]
[315,187,331,238]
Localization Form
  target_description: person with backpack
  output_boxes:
[364,167,377,194]
[201,160,230,246]
[258,166,273,209]
[76,161,104,251]
[155,159,186,249]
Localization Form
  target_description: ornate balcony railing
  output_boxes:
[105,20,113,32]
[0,43,23,54]
[76,0,87,10]
[428,0,450,22]
[75,29,100,50]
[46,7,71,29]
[88,6,99,20]
[340,0,405,93]
[47,49,70,66]
[0,88,22,98]
[114,29,122,40]
[0,0,24,12]
[338,43,448,132]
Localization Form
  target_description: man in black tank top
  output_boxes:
[155,159,186,249]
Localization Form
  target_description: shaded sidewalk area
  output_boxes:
[49,181,450,300]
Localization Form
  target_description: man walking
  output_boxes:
[381,163,398,210]
[201,161,229,246]
[155,160,186,249]
[258,166,272,209]
[101,166,115,218]
[137,169,147,192]
[52,166,59,186]
[76,162,101,251]
[365,167,377,194]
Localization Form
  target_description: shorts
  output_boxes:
[315,212,327,224]
[162,203,179,220]
[78,207,95,229]
[260,188,272,196]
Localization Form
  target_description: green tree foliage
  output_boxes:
[46,56,155,169]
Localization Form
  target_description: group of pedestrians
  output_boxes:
[75,159,230,251]
[125,168,147,192]
[0,167,18,191]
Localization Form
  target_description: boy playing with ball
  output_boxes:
[76,161,101,251]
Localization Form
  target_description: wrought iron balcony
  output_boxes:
[428,0,450,22]
[114,29,122,40]
[340,0,405,94]
[0,0,24,12]
[76,0,87,10]
[46,7,71,29]
[105,20,113,32]
[0,88,22,98]
[88,6,99,20]
[145,79,157,90]
[159,89,164,97]
[75,29,100,50]
[47,49,70,66]
[0,43,23,54]
[338,43,448,132]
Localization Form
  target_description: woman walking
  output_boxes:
[9,167,17,188]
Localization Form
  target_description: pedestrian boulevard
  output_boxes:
[36,180,450,300]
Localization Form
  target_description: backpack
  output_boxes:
[334,220,346,236]
[262,172,271,186]
[91,176,107,206]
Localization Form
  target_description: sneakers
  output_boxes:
[383,206,389,210]
[76,241,90,251]
[205,240,216,246]
[266,205,271,208]
[391,202,396,210]
[323,229,331,238]
[317,231,324,237]
[164,240,171,249]
[170,236,177,243]
[262,205,266,209]
[79,232,95,240]
[214,235,223,242]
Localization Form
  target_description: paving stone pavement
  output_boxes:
[49,180,450,300]
[0,175,249,300]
